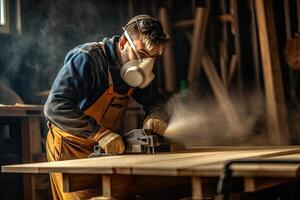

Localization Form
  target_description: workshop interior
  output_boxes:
[1,0,300,199]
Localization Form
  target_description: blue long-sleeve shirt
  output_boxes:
[44,36,167,138]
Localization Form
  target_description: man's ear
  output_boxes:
[119,36,127,51]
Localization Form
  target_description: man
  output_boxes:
[44,15,169,199]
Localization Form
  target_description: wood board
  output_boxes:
[2,146,300,178]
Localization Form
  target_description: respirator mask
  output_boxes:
[120,31,155,89]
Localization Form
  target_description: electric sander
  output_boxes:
[89,129,171,157]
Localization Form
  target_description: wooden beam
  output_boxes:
[254,0,290,145]
[173,19,194,29]
[187,6,209,85]
[159,7,177,92]
[220,41,228,88]
[228,54,238,86]
[230,0,243,96]
[202,50,243,134]
[249,0,261,90]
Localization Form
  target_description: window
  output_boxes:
[0,0,9,33]
[0,0,5,25]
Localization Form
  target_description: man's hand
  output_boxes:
[97,130,125,155]
[143,117,167,135]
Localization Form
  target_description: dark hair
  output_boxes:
[123,15,169,51]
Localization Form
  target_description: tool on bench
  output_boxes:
[89,129,171,157]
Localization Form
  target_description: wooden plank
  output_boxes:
[0,104,43,117]
[265,0,290,144]
[0,104,43,110]
[159,7,177,92]
[187,6,209,85]
[220,41,228,88]
[133,148,300,176]
[220,0,229,88]
[228,54,238,86]
[2,151,218,173]
[173,19,194,29]
[188,151,300,177]
[255,0,289,145]
[201,50,243,134]
[268,152,300,160]
[2,147,300,177]
[249,0,261,90]
[230,0,243,95]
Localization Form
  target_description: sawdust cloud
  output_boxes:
[163,90,266,147]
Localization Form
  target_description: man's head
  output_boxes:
[117,15,169,88]
[118,14,169,64]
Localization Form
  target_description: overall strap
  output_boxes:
[107,68,114,95]
[127,88,134,96]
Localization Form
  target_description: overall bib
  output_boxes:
[46,69,133,200]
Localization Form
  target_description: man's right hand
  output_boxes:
[97,130,125,155]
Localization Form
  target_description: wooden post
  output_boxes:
[159,6,177,92]
[191,177,204,200]
[173,19,194,29]
[102,175,112,198]
[220,0,229,88]
[230,0,243,96]
[187,5,209,85]
[283,0,291,40]
[202,50,243,134]
[127,0,134,19]
[254,0,289,144]
[228,54,238,86]
[249,0,261,90]
[22,117,41,200]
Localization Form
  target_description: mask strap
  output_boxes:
[124,31,142,62]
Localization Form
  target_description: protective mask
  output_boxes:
[120,31,155,89]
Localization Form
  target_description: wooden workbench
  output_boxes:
[0,104,44,200]
[2,146,300,199]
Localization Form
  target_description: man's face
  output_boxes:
[120,36,161,65]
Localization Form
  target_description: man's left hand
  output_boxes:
[143,117,167,135]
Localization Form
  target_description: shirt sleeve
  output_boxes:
[132,78,169,121]
[44,52,100,138]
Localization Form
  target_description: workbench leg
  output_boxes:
[192,177,204,200]
[98,175,117,200]
[102,175,111,198]
[21,117,42,200]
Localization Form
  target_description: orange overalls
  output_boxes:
[46,69,133,200]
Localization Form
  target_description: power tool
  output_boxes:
[89,129,171,157]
